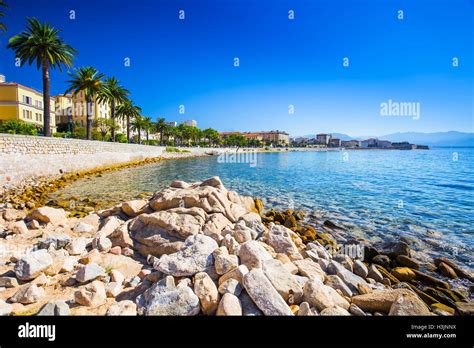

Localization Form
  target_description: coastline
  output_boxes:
[0,176,472,317]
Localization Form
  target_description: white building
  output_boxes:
[182,119,197,127]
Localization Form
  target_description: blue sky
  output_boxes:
[0,0,472,136]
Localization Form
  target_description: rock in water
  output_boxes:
[242,269,293,316]
[388,293,431,315]
[155,235,218,276]
[14,249,53,281]
[136,276,200,316]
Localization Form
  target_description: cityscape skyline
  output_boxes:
[0,0,472,136]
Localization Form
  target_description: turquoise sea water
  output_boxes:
[52,148,474,269]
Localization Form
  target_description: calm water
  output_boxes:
[52,148,474,269]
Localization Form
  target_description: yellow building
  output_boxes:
[53,94,73,126]
[56,91,125,133]
[0,75,57,133]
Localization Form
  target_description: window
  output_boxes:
[22,95,32,105]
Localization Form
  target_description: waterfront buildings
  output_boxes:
[329,138,342,147]
[219,130,290,146]
[316,133,331,145]
[0,75,57,133]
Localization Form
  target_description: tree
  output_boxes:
[116,99,141,143]
[97,77,129,142]
[7,18,77,137]
[131,115,147,144]
[142,116,153,143]
[65,66,104,140]
[95,117,112,141]
[155,118,168,145]
[203,128,220,146]
[0,1,8,33]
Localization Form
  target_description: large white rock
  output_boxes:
[75,263,105,283]
[303,278,350,311]
[238,240,273,269]
[106,300,137,316]
[262,259,303,303]
[216,293,242,316]
[155,235,218,276]
[194,272,220,315]
[27,207,67,225]
[293,258,326,282]
[265,224,302,260]
[136,276,200,316]
[14,249,53,281]
[74,281,107,307]
[242,268,293,316]
[9,283,45,304]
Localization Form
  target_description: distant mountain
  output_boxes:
[380,131,474,147]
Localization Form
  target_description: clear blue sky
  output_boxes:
[0,0,472,136]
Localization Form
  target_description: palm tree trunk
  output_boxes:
[146,130,149,142]
[86,95,93,140]
[138,127,141,144]
[42,61,51,137]
[126,115,131,143]
[160,130,164,146]
[110,99,116,142]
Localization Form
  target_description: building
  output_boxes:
[259,130,290,146]
[53,94,73,127]
[182,119,197,127]
[166,121,177,127]
[377,140,392,148]
[220,130,289,146]
[360,138,378,148]
[316,133,331,145]
[329,138,342,147]
[0,75,57,133]
[341,140,361,148]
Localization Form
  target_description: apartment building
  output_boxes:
[0,75,57,133]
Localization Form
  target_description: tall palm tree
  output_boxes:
[65,66,104,140]
[7,18,77,136]
[142,117,154,143]
[131,115,147,144]
[155,118,167,145]
[116,99,141,143]
[97,77,129,142]
[0,1,8,33]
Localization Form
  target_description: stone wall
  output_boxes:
[0,134,240,190]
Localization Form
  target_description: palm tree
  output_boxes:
[65,66,104,140]
[155,117,167,145]
[7,18,77,137]
[0,1,8,33]
[131,115,147,144]
[116,99,141,143]
[142,117,153,143]
[97,77,129,142]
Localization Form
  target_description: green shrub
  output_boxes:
[0,120,38,135]
[52,132,70,138]
[115,133,128,143]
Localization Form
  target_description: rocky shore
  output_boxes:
[0,177,472,316]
